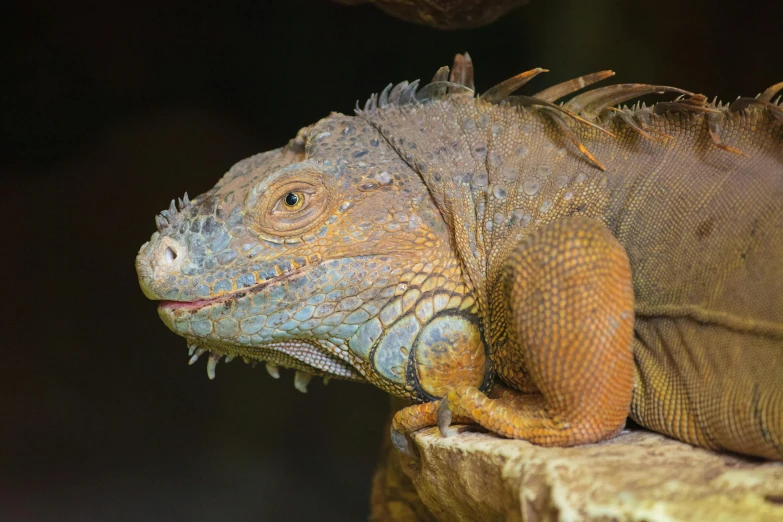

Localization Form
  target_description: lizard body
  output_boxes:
[136,54,783,460]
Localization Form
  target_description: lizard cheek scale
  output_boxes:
[137,53,783,461]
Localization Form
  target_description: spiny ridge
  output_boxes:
[357,52,782,170]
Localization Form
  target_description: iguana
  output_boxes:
[136,53,783,460]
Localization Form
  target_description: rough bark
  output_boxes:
[374,422,783,521]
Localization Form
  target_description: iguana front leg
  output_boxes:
[438,217,636,446]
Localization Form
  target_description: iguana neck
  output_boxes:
[363,97,611,334]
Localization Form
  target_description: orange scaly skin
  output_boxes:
[137,54,783,461]
[439,217,636,446]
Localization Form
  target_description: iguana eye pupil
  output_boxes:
[284,193,299,207]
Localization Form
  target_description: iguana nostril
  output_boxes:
[164,246,178,263]
[150,237,185,272]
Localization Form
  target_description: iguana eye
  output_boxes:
[283,192,304,210]
[246,171,332,237]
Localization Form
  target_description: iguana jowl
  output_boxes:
[136,54,783,460]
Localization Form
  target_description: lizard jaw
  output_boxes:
[155,268,367,385]
[174,331,366,385]
[156,256,315,307]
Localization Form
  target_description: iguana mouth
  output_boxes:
[155,261,367,386]
[158,261,314,310]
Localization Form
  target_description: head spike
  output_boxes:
[155,215,167,231]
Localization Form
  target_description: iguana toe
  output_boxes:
[390,426,414,456]
[437,398,460,437]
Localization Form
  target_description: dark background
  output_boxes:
[1,1,780,520]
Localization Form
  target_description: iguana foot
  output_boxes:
[391,401,471,453]
[437,386,587,445]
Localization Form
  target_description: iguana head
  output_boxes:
[136,112,487,397]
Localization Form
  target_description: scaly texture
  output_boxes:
[136,53,783,460]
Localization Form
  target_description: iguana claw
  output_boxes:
[437,398,460,437]
[390,426,414,456]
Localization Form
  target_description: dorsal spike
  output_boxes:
[564,84,693,119]
[399,79,421,105]
[542,109,606,171]
[653,95,720,115]
[388,81,408,105]
[759,81,783,103]
[415,81,473,102]
[607,107,665,141]
[533,70,615,103]
[706,114,748,157]
[449,52,474,90]
[729,97,783,120]
[432,65,450,83]
[480,68,548,104]
[507,95,616,138]
[379,83,393,108]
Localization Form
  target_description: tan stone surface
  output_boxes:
[396,427,783,521]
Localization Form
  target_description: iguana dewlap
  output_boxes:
[136,54,783,460]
